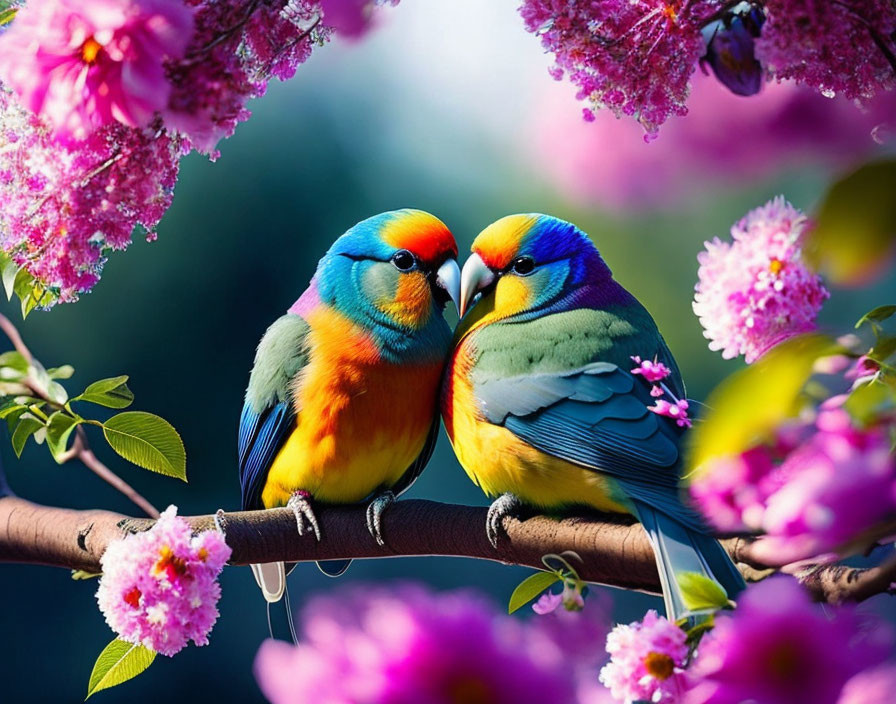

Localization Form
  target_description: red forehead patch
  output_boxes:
[382,210,458,264]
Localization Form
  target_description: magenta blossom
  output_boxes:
[519,0,719,139]
[837,665,896,704]
[750,408,896,564]
[0,0,193,141]
[0,89,185,302]
[630,356,672,383]
[693,196,829,363]
[757,0,896,101]
[96,506,231,657]
[686,577,888,704]
[648,398,692,429]
[599,610,690,704]
[255,584,575,704]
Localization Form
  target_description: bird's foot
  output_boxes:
[287,490,321,541]
[486,492,523,549]
[366,489,395,547]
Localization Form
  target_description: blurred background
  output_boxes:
[1,1,894,700]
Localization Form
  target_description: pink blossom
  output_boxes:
[254,584,575,704]
[837,665,896,704]
[0,90,185,302]
[750,411,896,564]
[0,0,193,141]
[630,356,671,383]
[599,610,690,704]
[529,74,896,213]
[519,0,720,139]
[532,590,563,615]
[690,409,896,564]
[693,196,829,363]
[648,398,692,428]
[686,577,888,704]
[96,505,230,657]
[757,0,896,101]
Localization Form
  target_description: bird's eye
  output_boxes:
[510,256,535,275]
[391,250,417,272]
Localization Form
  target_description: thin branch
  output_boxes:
[0,312,159,518]
[0,494,889,605]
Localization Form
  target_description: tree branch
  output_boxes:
[0,494,891,605]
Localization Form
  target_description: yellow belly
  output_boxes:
[261,311,439,508]
[444,345,632,515]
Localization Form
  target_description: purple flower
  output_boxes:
[0,90,185,302]
[0,0,193,141]
[599,610,690,704]
[837,665,896,704]
[96,506,231,657]
[757,0,896,102]
[519,0,719,139]
[693,196,829,363]
[751,410,896,564]
[254,584,576,704]
[532,590,563,615]
[700,5,764,97]
[685,577,888,704]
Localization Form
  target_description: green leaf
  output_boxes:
[0,350,29,374]
[686,334,838,476]
[11,414,44,457]
[508,571,561,614]
[102,411,186,480]
[0,253,18,300]
[4,405,27,431]
[86,639,156,699]
[71,570,102,580]
[856,305,896,329]
[677,572,731,613]
[0,402,26,419]
[74,376,134,409]
[806,160,896,286]
[870,337,896,365]
[46,412,81,462]
[0,8,17,26]
[844,380,894,427]
[48,364,75,380]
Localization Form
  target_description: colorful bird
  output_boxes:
[239,209,460,619]
[442,214,744,621]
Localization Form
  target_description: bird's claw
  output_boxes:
[288,491,321,541]
[486,493,522,549]
[366,489,395,547]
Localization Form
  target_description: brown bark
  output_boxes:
[0,494,891,605]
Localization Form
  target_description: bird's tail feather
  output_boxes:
[251,561,297,643]
[634,501,745,623]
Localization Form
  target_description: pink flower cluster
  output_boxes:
[685,577,891,704]
[0,89,185,301]
[599,610,689,704]
[757,0,896,101]
[96,505,231,657]
[519,1,896,136]
[693,197,829,363]
[520,0,717,138]
[690,403,896,564]
[254,584,584,704]
[631,355,692,428]
[0,0,391,304]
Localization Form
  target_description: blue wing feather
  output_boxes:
[238,401,294,511]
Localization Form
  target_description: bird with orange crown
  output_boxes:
[238,210,460,637]
[442,214,744,622]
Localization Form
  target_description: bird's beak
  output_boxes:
[435,258,462,316]
[459,252,496,318]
